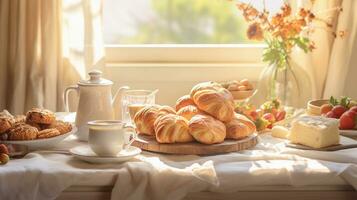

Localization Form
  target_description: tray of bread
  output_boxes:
[131,81,258,155]
[0,108,75,150]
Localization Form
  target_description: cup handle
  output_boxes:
[123,124,136,149]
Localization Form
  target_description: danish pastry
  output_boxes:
[225,113,256,140]
[0,117,13,134]
[8,123,38,140]
[15,115,26,123]
[191,87,234,122]
[37,128,61,139]
[26,108,55,124]
[45,120,72,134]
[177,105,201,121]
[134,105,161,136]
[188,114,226,144]
[154,114,194,143]
[175,95,195,111]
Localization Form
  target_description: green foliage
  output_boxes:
[122,0,251,44]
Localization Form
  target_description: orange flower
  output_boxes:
[247,23,264,41]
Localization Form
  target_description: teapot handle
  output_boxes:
[63,85,79,112]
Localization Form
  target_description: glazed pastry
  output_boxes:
[191,87,234,122]
[26,108,55,124]
[134,105,161,136]
[0,117,13,134]
[177,105,201,121]
[158,105,176,116]
[14,115,26,123]
[154,114,194,143]
[190,81,222,97]
[225,113,256,140]
[37,128,61,139]
[175,95,195,111]
[26,120,42,131]
[45,120,72,134]
[188,114,226,144]
[8,123,38,140]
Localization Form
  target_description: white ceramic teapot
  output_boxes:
[64,70,129,141]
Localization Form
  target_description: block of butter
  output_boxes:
[289,116,340,148]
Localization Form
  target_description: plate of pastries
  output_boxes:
[0,108,75,150]
[131,81,258,155]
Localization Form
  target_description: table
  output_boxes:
[1,113,357,200]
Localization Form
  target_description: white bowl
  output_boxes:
[2,127,77,150]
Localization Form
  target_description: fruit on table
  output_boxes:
[349,106,357,113]
[320,104,333,115]
[0,153,9,165]
[0,144,9,155]
[331,105,347,118]
[339,110,357,129]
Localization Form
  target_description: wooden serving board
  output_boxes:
[132,133,258,155]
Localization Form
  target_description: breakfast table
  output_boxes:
[1,112,357,200]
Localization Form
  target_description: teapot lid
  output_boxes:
[78,70,113,86]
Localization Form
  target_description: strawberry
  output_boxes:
[320,104,333,115]
[326,111,338,119]
[262,113,276,123]
[0,144,9,155]
[275,110,286,121]
[332,105,347,118]
[349,106,357,113]
[340,111,357,129]
[249,111,259,121]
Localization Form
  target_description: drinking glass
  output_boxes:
[121,90,156,124]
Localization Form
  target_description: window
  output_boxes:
[103,0,284,62]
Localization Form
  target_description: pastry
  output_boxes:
[0,117,13,134]
[190,81,222,97]
[289,116,340,148]
[188,114,226,144]
[175,95,195,111]
[225,113,256,140]
[14,115,26,123]
[45,120,72,134]
[154,114,194,143]
[26,108,55,124]
[8,123,38,140]
[134,105,161,136]
[37,128,61,139]
[191,87,234,122]
[26,120,42,131]
[158,105,176,116]
[177,105,201,121]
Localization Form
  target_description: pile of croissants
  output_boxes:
[133,81,256,144]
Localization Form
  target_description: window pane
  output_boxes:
[103,0,284,45]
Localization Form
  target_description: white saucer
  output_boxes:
[70,145,141,164]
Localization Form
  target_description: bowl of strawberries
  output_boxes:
[312,97,357,136]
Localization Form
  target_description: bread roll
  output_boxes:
[133,105,160,136]
[188,114,226,144]
[177,105,201,121]
[158,105,176,116]
[154,114,194,143]
[175,95,195,111]
[225,113,256,140]
[191,87,234,122]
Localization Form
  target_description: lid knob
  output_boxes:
[88,70,102,82]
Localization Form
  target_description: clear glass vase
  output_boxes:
[256,59,312,108]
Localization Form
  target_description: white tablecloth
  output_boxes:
[0,113,357,200]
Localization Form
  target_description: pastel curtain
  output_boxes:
[0,0,104,114]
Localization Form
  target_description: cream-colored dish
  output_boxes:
[307,99,329,116]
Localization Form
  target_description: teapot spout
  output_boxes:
[112,86,130,120]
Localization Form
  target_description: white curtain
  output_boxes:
[0,0,104,114]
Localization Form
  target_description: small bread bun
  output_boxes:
[188,114,226,144]
[175,95,195,111]
[225,113,256,140]
[154,114,194,143]
[177,105,201,121]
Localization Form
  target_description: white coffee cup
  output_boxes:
[88,120,135,157]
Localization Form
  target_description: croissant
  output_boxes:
[191,87,234,122]
[190,81,222,97]
[154,114,194,143]
[225,113,256,140]
[177,105,201,121]
[158,105,176,116]
[133,105,160,136]
[175,95,195,111]
[188,114,226,144]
